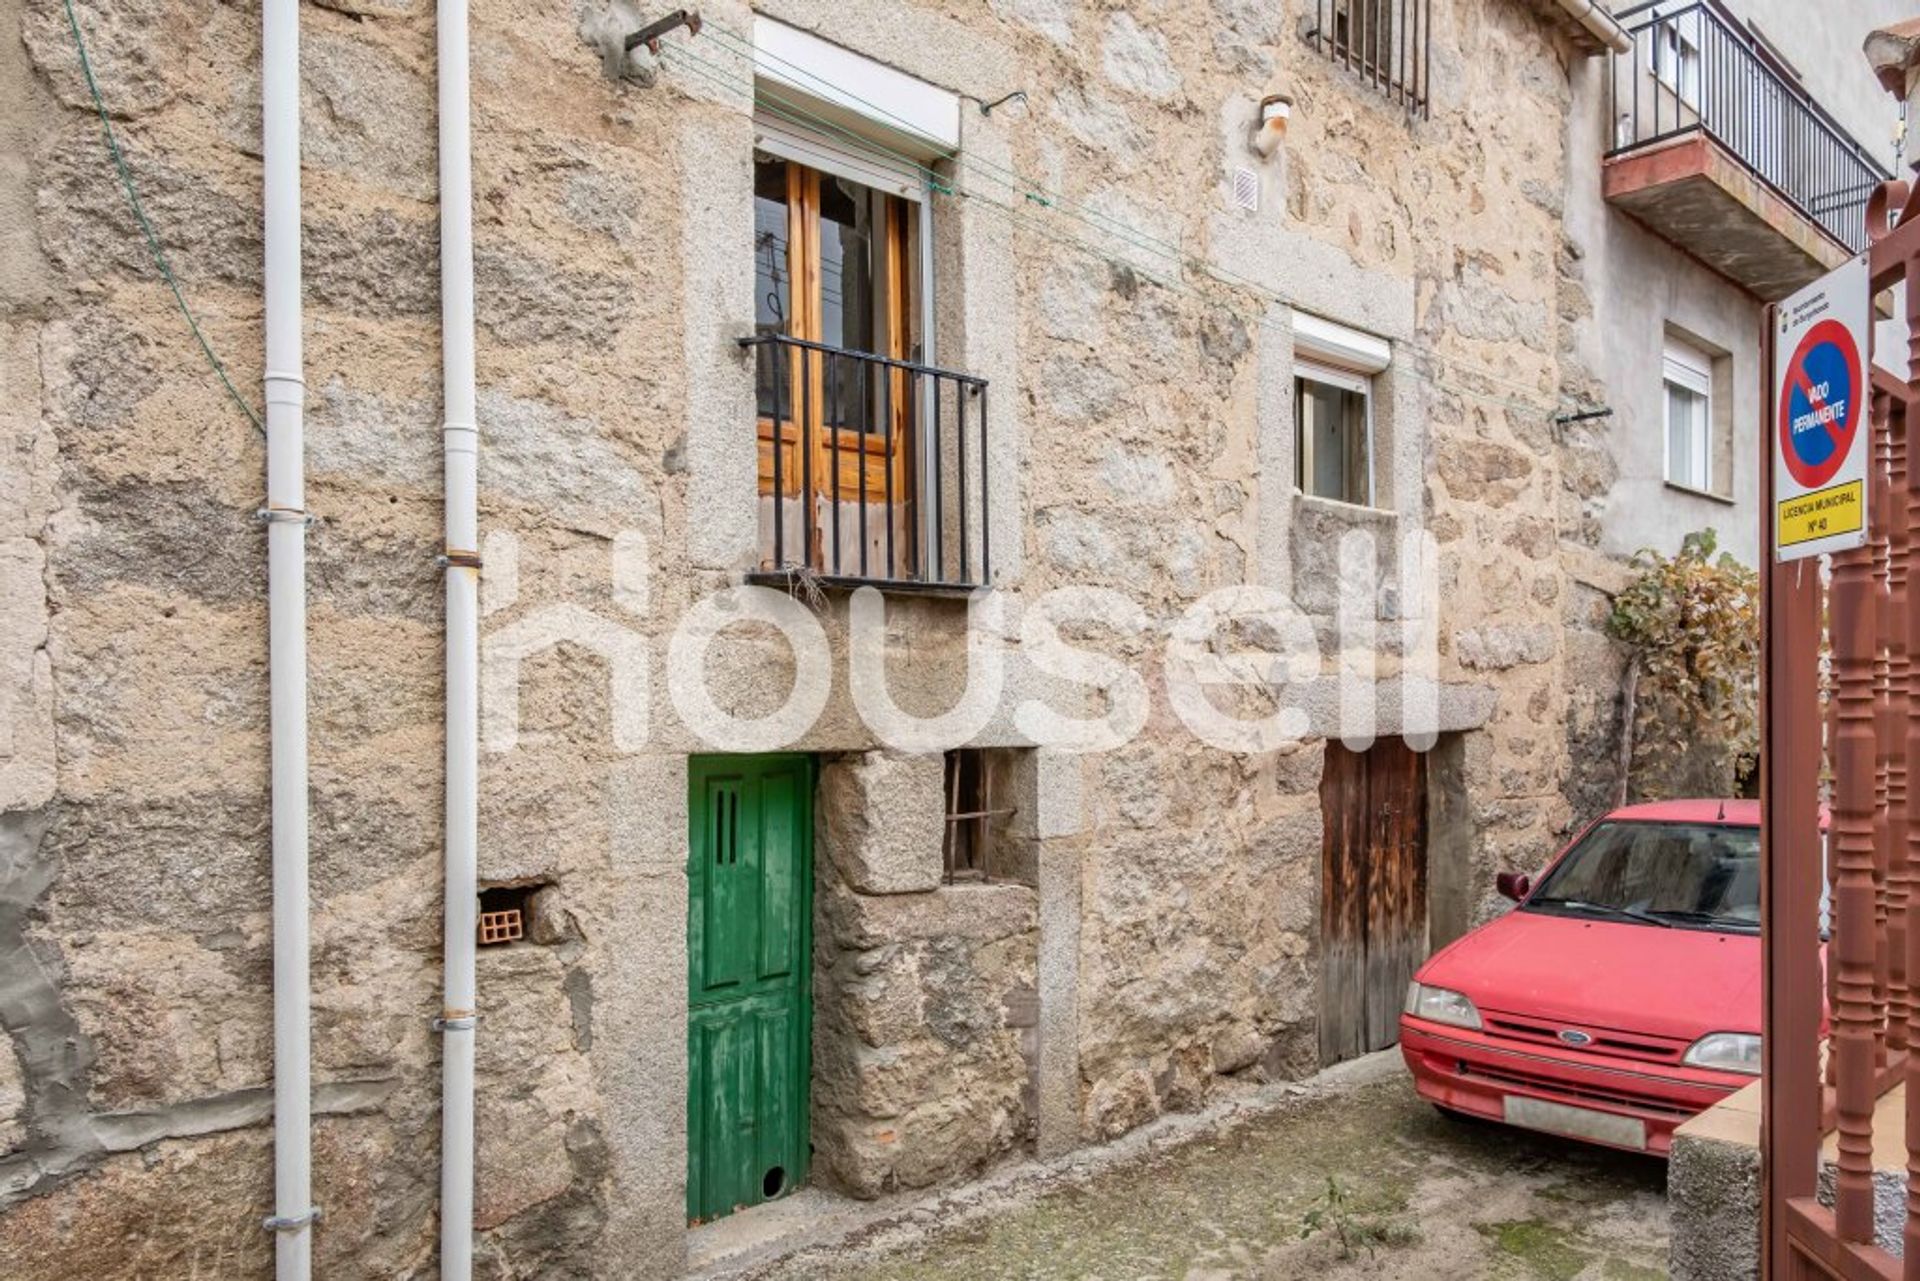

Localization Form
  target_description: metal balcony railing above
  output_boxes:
[1608,0,1889,253]
[742,333,990,592]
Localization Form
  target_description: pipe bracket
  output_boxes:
[624,8,702,55]
[439,550,483,571]
[433,1014,479,1032]
[255,507,316,527]
[262,1206,323,1233]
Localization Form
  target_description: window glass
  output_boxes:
[819,175,884,433]
[1652,21,1701,107]
[1665,379,1710,490]
[754,156,791,339]
[1295,371,1371,506]
[817,175,876,356]
[1526,821,1762,931]
[755,157,792,423]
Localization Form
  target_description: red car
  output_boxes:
[1400,799,1776,1157]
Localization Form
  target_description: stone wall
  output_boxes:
[812,877,1039,1198]
[1075,745,1323,1138]
[0,0,1634,1274]
[810,750,1039,1198]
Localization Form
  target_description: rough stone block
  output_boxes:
[820,751,945,895]
[812,872,1038,1200]
[821,879,1037,953]
[0,1032,24,1156]
[991,0,1074,47]
[1100,12,1180,100]
[1435,438,1535,508]
[1454,623,1558,671]
[24,0,212,119]
[0,323,55,534]
[0,1132,272,1280]
[1668,1130,1759,1281]
[63,927,268,1112]
[0,539,53,813]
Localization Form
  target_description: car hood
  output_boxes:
[1418,908,1761,1040]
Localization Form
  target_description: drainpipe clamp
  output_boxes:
[438,550,483,571]
[433,1012,479,1032]
[262,1206,323,1233]
[255,507,317,527]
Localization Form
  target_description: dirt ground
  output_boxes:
[727,1057,1671,1281]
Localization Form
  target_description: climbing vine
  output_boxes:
[1606,529,1760,801]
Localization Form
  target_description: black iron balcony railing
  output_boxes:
[1608,0,1890,252]
[742,333,989,591]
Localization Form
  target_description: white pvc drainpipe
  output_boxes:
[261,0,313,1276]
[436,0,480,1273]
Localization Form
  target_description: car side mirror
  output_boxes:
[1496,872,1531,902]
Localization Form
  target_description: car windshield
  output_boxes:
[1524,820,1761,933]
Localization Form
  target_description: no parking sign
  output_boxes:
[1774,254,1870,562]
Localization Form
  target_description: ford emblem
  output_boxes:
[1558,1029,1593,1047]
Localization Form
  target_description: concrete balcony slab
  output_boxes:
[1604,133,1856,302]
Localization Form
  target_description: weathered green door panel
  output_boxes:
[687,755,811,1223]
[694,770,755,998]
[755,1001,797,1194]
[755,759,802,982]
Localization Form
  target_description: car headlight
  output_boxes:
[1403,982,1482,1030]
[1683,1032,1762,1075]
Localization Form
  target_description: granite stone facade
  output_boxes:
[0,0,1662,1274]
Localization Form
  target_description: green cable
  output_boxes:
[673,44,1565,423]
[61,0,264,434]
[678,30,1195,274]
[667,42,1223,301]
[700,20,1227,273]
[662,39,1579,422]
[679,28,1581,416]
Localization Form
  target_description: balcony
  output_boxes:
[1605,0,1890,300]
[743,334,990,593]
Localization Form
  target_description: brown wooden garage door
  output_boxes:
[1319,737,1428,1066]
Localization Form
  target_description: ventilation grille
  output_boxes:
[1232,167,1259,212]
[478,908,524,945]
[477,884,536,946]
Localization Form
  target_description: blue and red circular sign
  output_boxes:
[1777,318,1863,490]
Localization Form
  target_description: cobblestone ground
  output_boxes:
[772,1067,1671,1281]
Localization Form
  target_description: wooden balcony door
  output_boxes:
[754,154,917,577]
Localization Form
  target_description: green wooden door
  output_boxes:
[687,754,812,1222]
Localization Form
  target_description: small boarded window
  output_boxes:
[1301,0,1431,117]
[943,748,1023,883]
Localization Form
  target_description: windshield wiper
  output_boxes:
[1643,907,1759,932]
[1528,896,1673,928]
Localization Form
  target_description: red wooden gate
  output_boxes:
[1762,179,1920,1279]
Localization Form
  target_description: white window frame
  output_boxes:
[1293,314,1390,511]
[753,15,960,157]
[1295,359,1377,509]
[1662,338,1715,496]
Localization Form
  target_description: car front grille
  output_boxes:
[1479,1009,1689,1065]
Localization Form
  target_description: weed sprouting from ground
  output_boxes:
[1296,1175,1420,1260]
